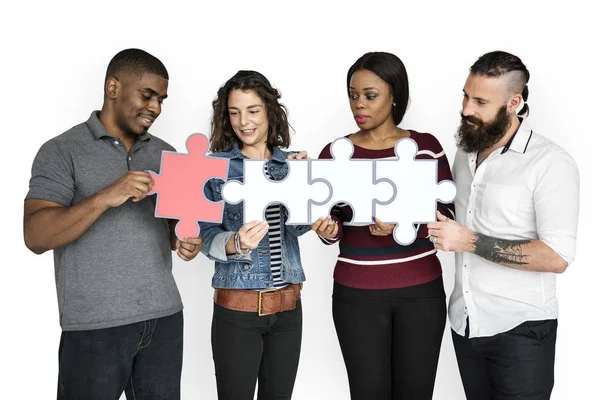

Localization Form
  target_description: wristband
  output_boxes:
[234,232,251,255]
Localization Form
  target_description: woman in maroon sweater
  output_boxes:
[313,52,455,400]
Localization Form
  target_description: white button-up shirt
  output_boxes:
[448,119,579,338]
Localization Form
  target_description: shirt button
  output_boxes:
[128,157,132,161]
[114,141,119,145]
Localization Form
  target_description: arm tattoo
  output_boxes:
[472,233,531,267]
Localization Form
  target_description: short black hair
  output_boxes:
[347,52,409,125]
[470,51,530,116]
[105,48,169,83]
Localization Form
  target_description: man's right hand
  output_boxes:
[98,171,155,209]
[24,171,156,254]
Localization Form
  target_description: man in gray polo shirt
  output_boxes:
[24,49,202,400]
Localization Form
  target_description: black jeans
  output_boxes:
[332,278,446,400]
[452,319,557,400]
[211,300,303,400]
[57,311,183,400]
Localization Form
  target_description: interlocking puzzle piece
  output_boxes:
[148,133,229,240]
[374,138,456,245]
[221,159,329,224]
[310,138,394,224]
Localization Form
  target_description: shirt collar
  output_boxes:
[86,111,152,142]
[501,117,533,154]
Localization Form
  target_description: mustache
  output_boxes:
[460,113,483,126]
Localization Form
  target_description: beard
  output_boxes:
[456,105,512,153]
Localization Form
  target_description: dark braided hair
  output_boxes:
[470,51,530,117]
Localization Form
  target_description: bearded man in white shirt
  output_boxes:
[427,51,579,400]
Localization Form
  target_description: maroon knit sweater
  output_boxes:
[318,131,455,289]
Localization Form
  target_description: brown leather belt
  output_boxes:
[214,283,302,316]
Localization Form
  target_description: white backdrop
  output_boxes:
[1,1,597,399]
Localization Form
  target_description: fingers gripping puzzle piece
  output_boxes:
[148,133,229,240]
[375,138,456,245]
[310,138,394,223]
[221,160,329,224]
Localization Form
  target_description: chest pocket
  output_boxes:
[481,183,523,227]
[226,203,243,222]
[266,161,288,181]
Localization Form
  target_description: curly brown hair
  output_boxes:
[210,70,291,152]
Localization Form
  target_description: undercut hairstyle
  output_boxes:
[210,70,291,152]
[470,51,530,116]
[105,48,169,83]
[347,52,410,125]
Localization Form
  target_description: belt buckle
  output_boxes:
[258,288,277,316]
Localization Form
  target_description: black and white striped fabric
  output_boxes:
[263,165,288,289]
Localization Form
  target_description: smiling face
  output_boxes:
[110,72,168,138]
[348,69,395,131]
[227,89,269,150]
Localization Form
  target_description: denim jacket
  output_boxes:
[199,142,311,289]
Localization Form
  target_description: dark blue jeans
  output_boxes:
[211,300,303,400]
[452,319,557,400]
[58,311,183,400]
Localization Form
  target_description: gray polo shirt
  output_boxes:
[26,111,183,331]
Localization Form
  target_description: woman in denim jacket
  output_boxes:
[199,70,310,400]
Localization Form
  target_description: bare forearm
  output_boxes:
[471,233,567,273]
[225,235,236,255]
[24,195,109,254]
[428,213,568,274]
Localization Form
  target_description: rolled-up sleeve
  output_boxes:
[204,230,252,263]
[26,140,75,206]
[199,177,253,264]
[534,150,579,265]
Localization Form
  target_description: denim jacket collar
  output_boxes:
[212,141,288,162]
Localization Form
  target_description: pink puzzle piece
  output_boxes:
[148,133,229,240]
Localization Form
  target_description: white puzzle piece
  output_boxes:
[221,159,330,224]
[374,138,456,245]
[310,138,394,224]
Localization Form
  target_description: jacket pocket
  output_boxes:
[226,203,243,222]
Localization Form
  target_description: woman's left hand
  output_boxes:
[369,217,395,236]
